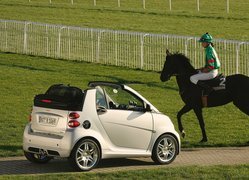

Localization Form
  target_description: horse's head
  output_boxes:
[160,49,178,82]
[160,49,196,82]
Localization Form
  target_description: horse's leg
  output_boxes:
[193,107,208,143]
[177,105,192,138]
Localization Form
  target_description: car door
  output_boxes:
[96,85,153,150]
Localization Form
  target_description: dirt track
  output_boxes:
[0,147,248,175]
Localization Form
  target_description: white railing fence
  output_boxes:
[0,20,248,75]
[26,0,241,13]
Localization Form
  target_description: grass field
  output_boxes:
[0,165,248,179]
[0,52,248,157]
[0,0,248,41]
[0,1,248,178]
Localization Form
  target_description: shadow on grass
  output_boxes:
[0,145,23,157]
[0,157,154,175]
[0,145,22,152]
[0,62,54,72]
[88,7,249,21]
[92,74,179,91]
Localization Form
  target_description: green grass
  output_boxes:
[0,0,249,41]
[0,52,248,157]
[1,165,248,179]
[0,1,248,178]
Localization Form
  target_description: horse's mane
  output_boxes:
[171,52,197,74]
[171,52,190,62]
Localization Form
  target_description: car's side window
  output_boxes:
[96,86,108,109]
[102,86,144,111]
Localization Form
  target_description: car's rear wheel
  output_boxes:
[151,134,178,164]
[69,139,101,171]
[24,151,52,164]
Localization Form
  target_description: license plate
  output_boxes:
[38,116,58,126]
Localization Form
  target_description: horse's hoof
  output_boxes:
[181,130,186,138]
[199,138,208,143]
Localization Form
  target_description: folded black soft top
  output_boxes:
[34,84,84,111]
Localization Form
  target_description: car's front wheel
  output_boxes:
[151,134,178,164]
[69,139,101,171]
[24,151,52,164]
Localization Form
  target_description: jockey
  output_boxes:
[190,33,221,95]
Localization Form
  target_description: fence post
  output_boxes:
[23,22,27,54]
[57,26,66,58]
[223,40,227,75]
[23,22,31,54]
[185,38,193,56]
[49,0,52,4]
[197,0,200,11]
[226,0,229,13]
[5,21,8,50]
[115,31,118,66]
[93,0,96,6]
[91,29,94,62]
[96,30,105,63]
[140,34,149,69]
[118,0,120,7]
[46,24,49,57]
[142,0,146,9]
[169,0,172,11]
[166,35,169,47]
[68,27,71,59]
[236,42,244,74]
[71,0,73,5]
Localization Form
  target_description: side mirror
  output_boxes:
[97,106,107,114]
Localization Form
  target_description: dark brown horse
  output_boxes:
[160,50,249,142]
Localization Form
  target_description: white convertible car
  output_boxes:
[23,81,180,171]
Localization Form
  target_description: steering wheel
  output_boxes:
[117,104,127,110]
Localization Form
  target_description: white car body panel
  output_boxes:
[30,107,69,135]
[23,82,180,161]
[98,109,153,150]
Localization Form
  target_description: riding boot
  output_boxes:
[197,81,213,96]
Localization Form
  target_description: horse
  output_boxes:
[160,50,249,143]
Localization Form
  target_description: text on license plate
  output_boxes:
[38,116,58,126]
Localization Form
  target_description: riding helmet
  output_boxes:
[199,33,213,43]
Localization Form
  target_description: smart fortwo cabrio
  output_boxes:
[23,81,180,171]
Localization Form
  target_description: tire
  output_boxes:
[69,139,101,171]
[151,134,178,165]
[24,151,52,164]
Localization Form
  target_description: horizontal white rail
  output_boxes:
[0,19,248,75]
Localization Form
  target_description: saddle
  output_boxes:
[199,74,226,107]
[199,74,226,90]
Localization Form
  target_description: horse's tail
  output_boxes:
[227,74,249,116]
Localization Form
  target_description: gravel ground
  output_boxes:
[0,147,248,175]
